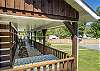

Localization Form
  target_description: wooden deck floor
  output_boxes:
[13,39,57,66]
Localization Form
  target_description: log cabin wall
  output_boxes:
[0,21,18,68]
[0,0,79,21]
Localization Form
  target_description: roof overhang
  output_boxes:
[0,0,99,31]
[65,0,100,23]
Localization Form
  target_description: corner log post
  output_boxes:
[64,22,78,71]
[42,29,47,55]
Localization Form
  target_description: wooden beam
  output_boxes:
[64,22,78,71]
[72,22,77,71]
[64,22,76,35]
[42,29,47,54]
[42,29,47,46]
[71,35,77,71]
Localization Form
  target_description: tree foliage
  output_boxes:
[78,6,100,38]
[78,22,85,37]
[46,26,71,38]
[90,20,100,38]
[96,6,100,16]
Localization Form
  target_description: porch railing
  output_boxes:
[9,22,18,67]
[34,42,68,59]
[7,57,74,71]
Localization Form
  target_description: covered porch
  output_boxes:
[0,0,79,71]
[0,16,77,71]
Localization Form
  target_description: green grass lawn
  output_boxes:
[50,44,100,71]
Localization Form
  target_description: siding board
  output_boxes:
[20,0,24,10]
[15,0,20,9]
[6,0,14,8]
[0,0,79,20]
[48,0,53,14]
[41,0,48,14]
[0,0,6,7]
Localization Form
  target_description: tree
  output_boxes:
[89,6,100,38]
[90,20,100,39]
[96,6,100,16]
[46,26,71,38]
[78,22,85,37]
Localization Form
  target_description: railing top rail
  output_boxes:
[10,24,18,32]
[6,57,74,71]
[35,42,68,54]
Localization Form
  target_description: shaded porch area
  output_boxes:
[0,17,76,71]
[0,0,79,70]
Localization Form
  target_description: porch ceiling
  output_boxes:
[0,15,64,31]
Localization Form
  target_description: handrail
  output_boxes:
[7,57,74,71]
[10,22,18,32]
[9,22,18,67]
[35,42,68,59]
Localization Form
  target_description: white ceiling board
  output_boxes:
[0,15,63,31]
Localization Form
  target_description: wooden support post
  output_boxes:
[64,22,78,71]
[71,22,77,71]
[71,35,77,71]
[9,22,12,67]
[42,29,47,54]
[34,31,36,47]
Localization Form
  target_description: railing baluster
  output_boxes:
[46,65,49,71]
[40,66,43,71]
[60,52,62,59]
[34,67,38,71]
[52,63,55,71]
[37,67,40,71]
[56,51,57,57]
[64,61,67,71]
[64,53,67,58]
[43,66,46,71]
[60,62,63,71]
[57,62,60,71]
[61,52,63,59]
[57,51,59,58]
[49,64,52,71]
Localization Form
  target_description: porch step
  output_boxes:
[14,54,58,66]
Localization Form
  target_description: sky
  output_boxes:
[84,0,100,11]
